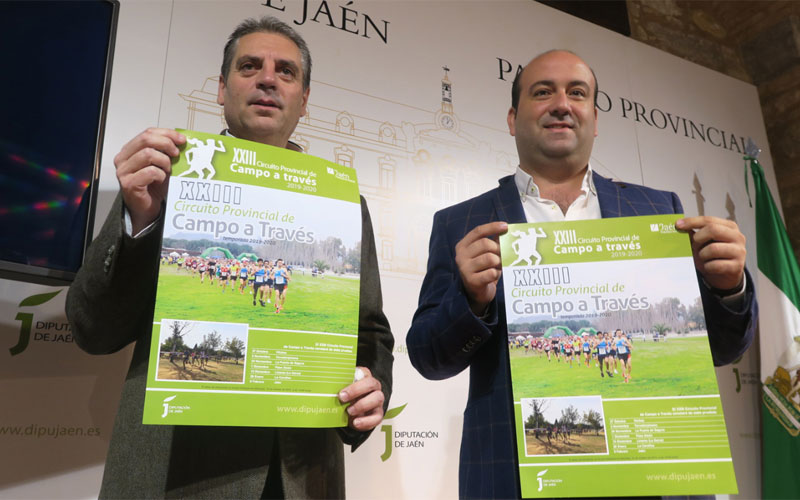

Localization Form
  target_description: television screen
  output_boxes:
[0,0,118,285]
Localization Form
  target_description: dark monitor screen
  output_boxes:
[0,0,118,285]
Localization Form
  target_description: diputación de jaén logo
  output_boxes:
[537,469,548,492]
[380,403,407,461]
[161,395,177,418]
[10,290,62,356]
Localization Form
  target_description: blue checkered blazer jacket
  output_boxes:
[407,174,756,499]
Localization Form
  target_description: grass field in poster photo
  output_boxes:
[153,265,359,334]
[157,354,244,382]
[509,336,718,399]
[525,428,607,455]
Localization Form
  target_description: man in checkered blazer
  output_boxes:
[407,50,756,499]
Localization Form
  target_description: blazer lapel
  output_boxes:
[594,173,626,218]
[492,175,526,223]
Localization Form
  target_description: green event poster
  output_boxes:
[500,215,737,498]
[142,130,362,427]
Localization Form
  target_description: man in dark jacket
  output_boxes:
[67,16,393,499]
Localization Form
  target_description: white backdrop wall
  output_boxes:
[0,1,769,498]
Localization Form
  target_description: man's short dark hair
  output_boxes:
[510,50,599,112]
[221,16,312,90]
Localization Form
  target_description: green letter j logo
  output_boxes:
[10,313,32,356]
[380,424,392,462]
[10,290,61,356]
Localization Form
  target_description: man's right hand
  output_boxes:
[114,128,186,234]
[454,221,508,316]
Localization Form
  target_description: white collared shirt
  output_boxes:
[513,164,601,223]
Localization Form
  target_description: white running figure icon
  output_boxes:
[177,138,226,179]
[510,227,547,266]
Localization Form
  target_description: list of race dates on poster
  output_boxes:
[249,344,354,386]
[609,406,727,455]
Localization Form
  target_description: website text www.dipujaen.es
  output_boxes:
[276,405,339,415]
[645,472,716,482]
[0,423,100,439]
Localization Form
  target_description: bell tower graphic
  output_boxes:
[441,66,453,114]
[435,66,457,131]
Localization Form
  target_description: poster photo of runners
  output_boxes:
[156,319,247,383]
[154,225,362,335]
[520,396,607,456]
[506,279,713,400]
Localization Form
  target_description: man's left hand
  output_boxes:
[676,216,746,291]
[339,366,384,431]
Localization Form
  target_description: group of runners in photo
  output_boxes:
[157,342,245,382]
[163,255,292,314]
[511,329,634,383]
[531,423,573,444]
[528,422,602,445]
[161,349,211,370]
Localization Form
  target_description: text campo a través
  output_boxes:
[229,164,318,186]
[510,265,650,318]
[548,232,642,257]
[511,293,650,319]
[174,178,315,242]
[172,213,315,243]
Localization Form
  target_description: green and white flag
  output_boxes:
[747,157,800,499]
